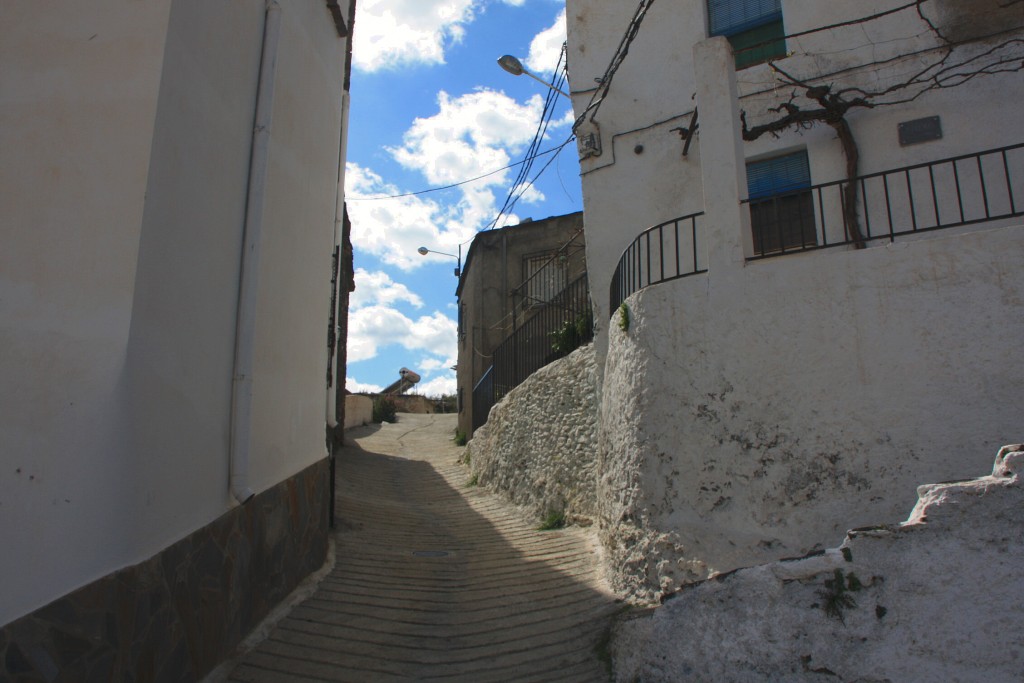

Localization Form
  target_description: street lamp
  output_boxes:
[497,55,570,98]
[418,246,461,277]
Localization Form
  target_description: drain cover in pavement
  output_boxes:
[412,550,450,557]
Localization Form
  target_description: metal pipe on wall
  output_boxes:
[229,0,282,505]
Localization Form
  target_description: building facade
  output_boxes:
[456,213,586,439]
[565,0,1024,599]
[0,0,355,678]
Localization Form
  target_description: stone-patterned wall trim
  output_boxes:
[465,344,599,524]
[0,458,330,682]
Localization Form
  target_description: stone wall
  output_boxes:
[610,444,1024,682]
[0,459,329,682]
[465,344,599,524]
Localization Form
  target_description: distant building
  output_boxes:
[0,1,356,678]
[456,213,587,439]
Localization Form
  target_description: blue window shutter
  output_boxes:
[747,151,811,200]
[708,0,782,37]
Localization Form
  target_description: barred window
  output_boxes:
[522,253,567,307]
[747,151,817,255]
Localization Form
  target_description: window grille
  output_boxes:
[747,151,817,255]
[522,253,567,307]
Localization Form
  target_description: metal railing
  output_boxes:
[471,366,494,432]
[473,273,592,431]
[745,142,1024,260]
[607,144,1023,312]
[609,212,706,314]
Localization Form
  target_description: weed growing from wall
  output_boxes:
[538,509,567,531]
[618,303,631,333]
[817,569,862,623]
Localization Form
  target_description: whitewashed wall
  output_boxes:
[0,0,347,626]
[566,0,1024,601]
[601,221,1024,600]
[465,345,600,523]
[0,0,175,627]
[611,445,1024,682]
[566,0,1024,367]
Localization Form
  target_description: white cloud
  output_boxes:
[413,375,457,397]
[346,163,467,270]
[389,89,544,184]
[348,305,457,366]
[351,268,424,309]
[525,9,567,75]
[346,88,546,269]
[354,0,527,72]
[346,378,383,394]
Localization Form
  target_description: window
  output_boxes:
[707,0,786,68]
[522,252,567,307]
[747,151,817,255]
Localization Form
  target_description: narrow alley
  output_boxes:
[221,413,620,683]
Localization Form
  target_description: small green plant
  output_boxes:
[454,429,467,446]
[538,509,566,531]
[817,569,862,623]
[617,302,631,332]
[466,473,479,487]
[550,308,595,355]
[371,396,397,424]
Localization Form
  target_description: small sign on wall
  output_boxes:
[898,116,943,146]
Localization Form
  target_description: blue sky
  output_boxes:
[344,0,581,396]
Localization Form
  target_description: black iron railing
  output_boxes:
[608,144,1023,312]
[745,142,1024,260]
[473,273,592,431]
[609,212,706,315]
[472,366,494,432]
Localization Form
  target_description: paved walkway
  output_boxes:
[224,413,619,682]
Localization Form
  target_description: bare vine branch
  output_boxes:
[738,0,1024,249]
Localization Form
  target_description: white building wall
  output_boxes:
[0,0,175,627]
[0,0,348,627]
[567,0,1024,363]
[566,0,1024,600]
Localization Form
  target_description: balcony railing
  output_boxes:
[608,143,1023,313]
[473,273,592,431]
[609,212,706,314]
[745,142,1024,260]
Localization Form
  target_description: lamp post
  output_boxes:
[497,55,570,98]
[417,245,461,277]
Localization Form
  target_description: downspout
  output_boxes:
[230,0,282,505]
[326,91,351,430]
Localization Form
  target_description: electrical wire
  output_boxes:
[486,43,573,231]
[347,145,565,201]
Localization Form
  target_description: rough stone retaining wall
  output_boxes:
[610,444,1024,682]
[465,344,599,524]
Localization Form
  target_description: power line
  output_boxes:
[347,145,564,201]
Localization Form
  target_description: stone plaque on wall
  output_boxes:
[898,116,943,146]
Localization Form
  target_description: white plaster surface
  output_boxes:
[465,345,599,523]
[566,0,1024,370]
[0,0,350,626]
[599,223,1024,602]
[344,395,373,429]
[611,445,1024,683]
